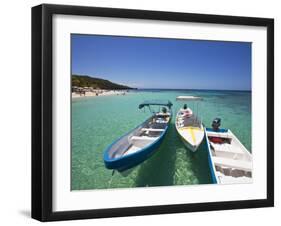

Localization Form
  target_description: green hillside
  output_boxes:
[72,75,134,90]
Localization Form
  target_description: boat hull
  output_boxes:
[205,128,252,184]
[106,132,167,172]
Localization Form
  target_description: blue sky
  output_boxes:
[72,34,251,90]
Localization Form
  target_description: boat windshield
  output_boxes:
[176,96,203,125]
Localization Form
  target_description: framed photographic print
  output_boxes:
[32,4,274,221]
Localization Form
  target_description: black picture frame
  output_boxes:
[32,4,274,222]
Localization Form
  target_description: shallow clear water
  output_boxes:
[71,90,251,190]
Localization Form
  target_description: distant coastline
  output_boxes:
[72,74,135,98]
[71,75,251,99]
[72,74,135,89]
[72,89,129,98]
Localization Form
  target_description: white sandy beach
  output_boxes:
[72,90,127,98]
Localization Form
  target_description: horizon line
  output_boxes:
[72,74,251,92]
[134,88,252,92]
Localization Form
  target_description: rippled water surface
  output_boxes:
[71,90,251,190]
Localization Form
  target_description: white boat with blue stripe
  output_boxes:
[205,118,253,184]
[103,100,173,174]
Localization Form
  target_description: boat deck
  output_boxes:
[206,129,252,184]
[122,118,168,157]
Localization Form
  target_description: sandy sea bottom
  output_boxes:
[71,90,251,190]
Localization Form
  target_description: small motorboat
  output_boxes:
[175,96,204,152]
[103,100,173,174]
[205,118,253,184]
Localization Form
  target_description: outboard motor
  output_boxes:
[212,118,221,131]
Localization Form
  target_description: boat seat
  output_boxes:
[156,112,170,116]
[155,119,167,123]
[141,128,165,132]
[211,143,244,155]
[131,136,157,141]
[207,133,232,139]
[212,156,252,172]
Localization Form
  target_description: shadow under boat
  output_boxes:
[134,125,178,187]
[186,139,213,185]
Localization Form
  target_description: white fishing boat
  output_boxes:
[205,118,253,184]
[175,96,204,152]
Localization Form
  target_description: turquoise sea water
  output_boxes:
[71,90,251,190]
